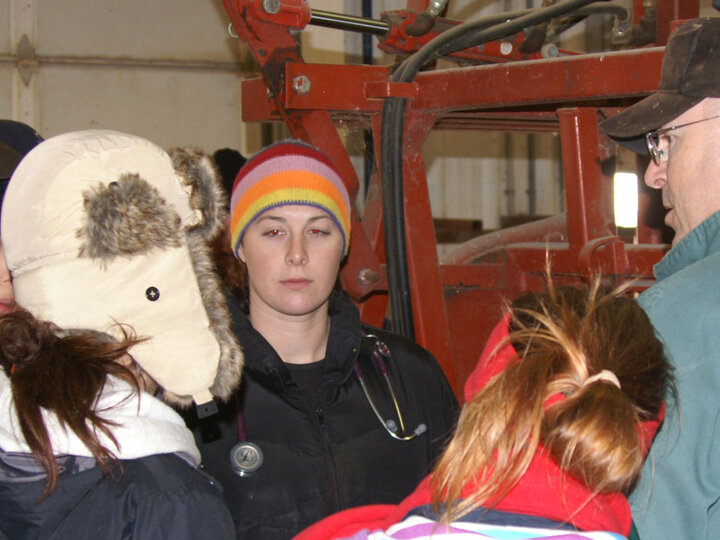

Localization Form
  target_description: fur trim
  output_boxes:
[190,230,243,401]
[158,229,243,407]
[169,147,227,241]
[78,174,183,260]
[78,171,242,408]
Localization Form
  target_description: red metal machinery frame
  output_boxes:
[222,0,698,398]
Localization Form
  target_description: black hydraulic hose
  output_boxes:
[307,3,624,44]
[546,4,630,43]
[310,9,388,36]
[394,0,608,83]
[306,2,624,42]
[380,0,606,339]
[380,92,411,338]
[574,3,630,22]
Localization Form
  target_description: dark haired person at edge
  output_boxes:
[297,282,673,540]
[185,140,459,539]
[0,130,243,538]
[0,120,43,157]
[600,17,720,540]
[210,147,247,299]
[0,120,43,316]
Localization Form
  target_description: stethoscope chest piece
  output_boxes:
[230,441,264,477]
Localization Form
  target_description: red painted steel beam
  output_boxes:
[242,48,665,122]
[441,242,664,288]
[401,111,457,392]
[412,48,665,111]
[559,108,614,249]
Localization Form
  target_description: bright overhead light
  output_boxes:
[614,172,638,228]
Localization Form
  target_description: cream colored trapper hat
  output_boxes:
[1,130,242,416]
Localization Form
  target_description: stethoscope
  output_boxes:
[229,333,426,477]
[354,333,427,442]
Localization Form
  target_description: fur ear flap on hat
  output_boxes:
[169,147,227,241]
[79,174,184,261]
[166,147,242,404]
[80,146,228,261]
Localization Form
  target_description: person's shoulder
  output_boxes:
[118,454,235,538]
[669,248,720,280]
[45,455,233,539]
[118,453,224,495]
[361,325,434,360]
[359,325,451,385]
[640,249,720,311]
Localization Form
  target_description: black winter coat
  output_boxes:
[0,451,235,539]
[187,292,459,539]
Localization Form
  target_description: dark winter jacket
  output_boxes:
[187,292,459,539]
[0,451,235,539]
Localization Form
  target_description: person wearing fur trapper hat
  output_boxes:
[185,140,458,539]
[0,130,242,538]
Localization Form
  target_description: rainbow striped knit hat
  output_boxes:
[230,140,351,256]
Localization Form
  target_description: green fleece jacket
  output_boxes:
[631,210,720,540]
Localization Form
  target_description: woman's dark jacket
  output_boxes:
[0,452,235,539]
[187,292,459,539]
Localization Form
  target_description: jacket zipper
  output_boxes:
[313,403,343,511]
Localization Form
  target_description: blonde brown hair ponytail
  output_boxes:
[432,282,673,523]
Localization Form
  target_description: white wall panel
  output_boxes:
[37,66,243,151]
[425,130,505,227]
[533,133,563,216]
[0,67,11,118]
[0,2,10,52]
[1,0,250,154]
[38,1,238,62]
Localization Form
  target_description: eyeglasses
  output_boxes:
[645,114,720,166]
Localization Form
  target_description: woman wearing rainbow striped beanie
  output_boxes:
[187,140,459,539]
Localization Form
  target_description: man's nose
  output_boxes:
[643,159,667,190]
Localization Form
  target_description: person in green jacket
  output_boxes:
[600,17,720,540]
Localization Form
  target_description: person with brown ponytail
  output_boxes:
[0,130,244,539]
[296,281,673,540]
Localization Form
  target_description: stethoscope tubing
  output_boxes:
[358,334,426,441]
[231,333,426,476]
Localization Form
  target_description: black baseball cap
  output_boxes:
[600,18,720,154]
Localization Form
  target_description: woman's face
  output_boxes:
[0,240,15,314]
[237,204,344,320]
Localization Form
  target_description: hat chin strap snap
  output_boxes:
[196,399,219,419]
[194,390,218,418]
